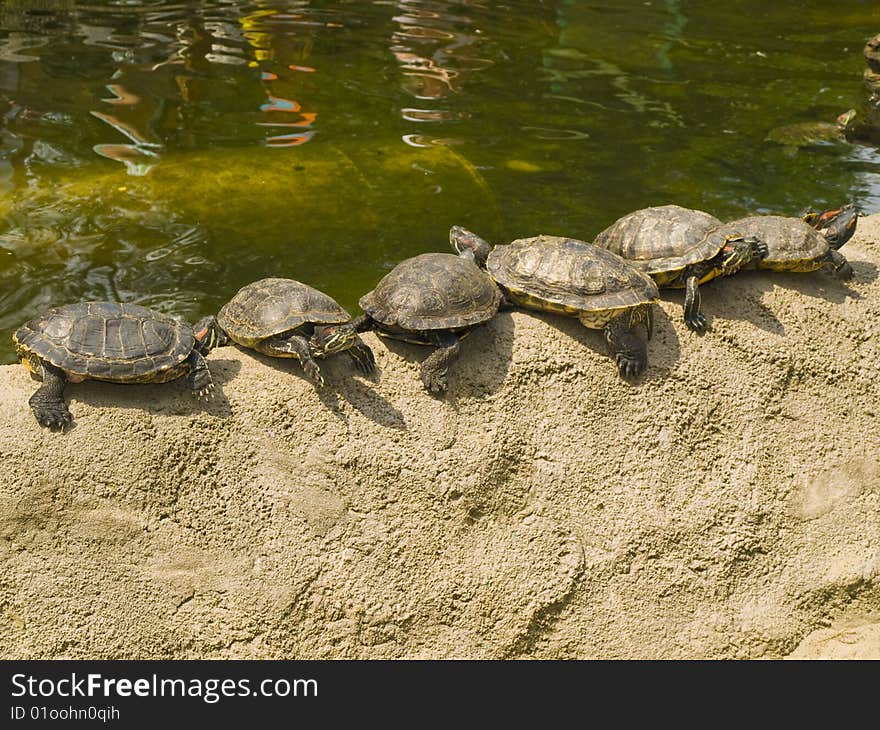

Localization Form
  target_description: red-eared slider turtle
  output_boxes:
[217,278,375,387]
[355,245,501,394]
[714,212,854,279]
[593,204,767,332]
[450,227,659,377]
[764,109,857,151]
[13,302,225,431]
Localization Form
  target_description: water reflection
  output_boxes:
[391,0,492,148]
[0,1,503,163]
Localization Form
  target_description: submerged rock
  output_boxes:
[0,142,500,252]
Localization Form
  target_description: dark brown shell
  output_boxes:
[716,216,828,264]
[487,236,659,312]
[359,253,501,331]
[13,301,193,381]
[218,278,350,347]
[594,204,724,274]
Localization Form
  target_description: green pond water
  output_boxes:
[0,0,879,363]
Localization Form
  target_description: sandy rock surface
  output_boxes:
[1,217,879,659]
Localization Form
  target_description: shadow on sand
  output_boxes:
[238,347,408,430]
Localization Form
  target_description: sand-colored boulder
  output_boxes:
[1,218,879,659]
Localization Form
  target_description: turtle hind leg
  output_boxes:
[258,333,325,386]
[186,350,214,399]
[28,362,72,430]
[347,335,376,374]
[420,331,461,394]
[683,273,707,332]
[603,310,648,378]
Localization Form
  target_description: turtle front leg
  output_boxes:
[683,273,707,332]
[187,350,214,399]
[420,331,461,394]
[823,249,854,280]
[259,333,325,386]
[28,362,72,430]
[603,309,649,378]
[719,236,759,274]
[347,335,376,374]
[747,236,769,263]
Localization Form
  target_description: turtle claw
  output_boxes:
[615,353,645,378]
[195,383,215,401]
[303,360,325,387]
[685,313,708,333]
[754,241,769,259]
[34,404,72,431]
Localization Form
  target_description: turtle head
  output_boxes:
[449,226,491,268]
[836,108,857,131]
[193,316,227,354]
[310,324,356,358]
[17,347,44,381]
[803,203,858,250]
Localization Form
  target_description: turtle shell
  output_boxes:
[218,278,351,348]
[13,301,194,382]
[359,253,501,331]
[487,236,659,314]
[717,216,829,269]
[593,204,724,275]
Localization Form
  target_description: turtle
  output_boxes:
[713,213,854,279]
[764,109,857,152]
[593,204,767,332]
[801,203,859,250]
[217,278,375,386]
[355,245,501,394]
[450,227,659,377]
[13,301,226,431]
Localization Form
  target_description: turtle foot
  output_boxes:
[836,261,854,280]
[685,313,708,333]
[615,353,645,378]
[32,402,72,431]
[303,360,325,387]
[421,367,448,394]
[195,382,215,401]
